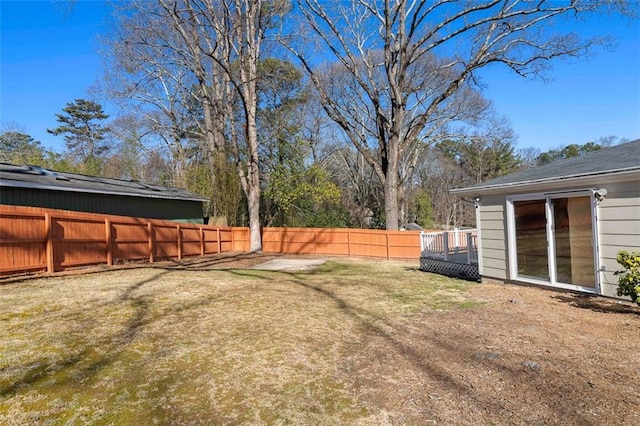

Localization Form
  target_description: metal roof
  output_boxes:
[451,139,640,195]
[0,163,208,203]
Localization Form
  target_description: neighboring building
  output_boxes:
[0,163,208,223]
[451,140,640,299]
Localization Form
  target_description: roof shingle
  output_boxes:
[0,163,208,202]
[452,139,640,194]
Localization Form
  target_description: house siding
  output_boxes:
[471,178,639,300]
[452,140,640,299]
[0,187,205,223]
[595,180,640,298]
[477,196,507,280]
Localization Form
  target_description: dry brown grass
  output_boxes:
[1,255,638,425]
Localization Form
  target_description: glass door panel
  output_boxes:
[552,196,595,287]
[514,199,549,280]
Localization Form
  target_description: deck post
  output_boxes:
[467,232,473,265]
[453,228,459,254]
[443,232,449,261]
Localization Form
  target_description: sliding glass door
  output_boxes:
[509,193,597,291]
[551,196,595,288]
[513,199,549,281]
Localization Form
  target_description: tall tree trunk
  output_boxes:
[383,117,401,230]
[384,179,399,230]
[238,0,262,251]
[245,87,262,251]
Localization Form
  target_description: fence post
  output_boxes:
[105,218,113,266]
[177,224,182,260]
[386,231,390,260]
[44,213,54,273]
[217,228,222,254]
[443,232,449,261]
[199,226,204,256]
[313,229,317,255]
[148,222,154,263]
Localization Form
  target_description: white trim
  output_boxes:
[510,276,599,294]
[475,202,484,276]
[590,194,602,294]
[546,199,556,284]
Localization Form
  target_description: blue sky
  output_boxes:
[1,0,639,154]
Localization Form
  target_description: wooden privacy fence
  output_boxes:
[1,205,424,277]
[262,227,422,259]
[0,205,245,276]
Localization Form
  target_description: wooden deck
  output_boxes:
[424,251,478,265]
[419,230,480,281]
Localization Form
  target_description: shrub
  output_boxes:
[614,250,640,305]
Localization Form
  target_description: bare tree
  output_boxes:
[417,147,470,228]
[289,0,636,229]
[100,1,204,187]
[322,147,385,228]
[154,0,290,250]
[103,0,286,250]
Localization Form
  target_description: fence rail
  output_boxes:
[0,205,242,275]
[1,205,427,277]
[420,229,478,265]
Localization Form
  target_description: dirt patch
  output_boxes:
[0,254,638,425]
[353,282,639,424]
[249,258,327,271]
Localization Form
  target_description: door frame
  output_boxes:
[506,189,601,294]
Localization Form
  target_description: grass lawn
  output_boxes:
[1,256,638,425]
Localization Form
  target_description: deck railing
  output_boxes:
[420,229,478,265]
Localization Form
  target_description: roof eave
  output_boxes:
[0,179,209,203]
[450,168,640,196]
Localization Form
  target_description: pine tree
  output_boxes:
[47,99,110,174]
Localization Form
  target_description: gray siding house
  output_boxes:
[0,163,208,223]
[451,140,640,299]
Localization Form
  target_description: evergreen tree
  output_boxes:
[436,138,521,184]
[47,99,110,174]
[0,131,45,165]
[536,142,607,166]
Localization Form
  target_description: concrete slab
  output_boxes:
[249,258,326,271]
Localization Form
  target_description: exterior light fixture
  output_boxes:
[594,188,608,202]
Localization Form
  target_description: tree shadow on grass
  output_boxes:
[552,294,639,315]
[282,272,593,425]
[157,251,283,270]
[0,268,214,401]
